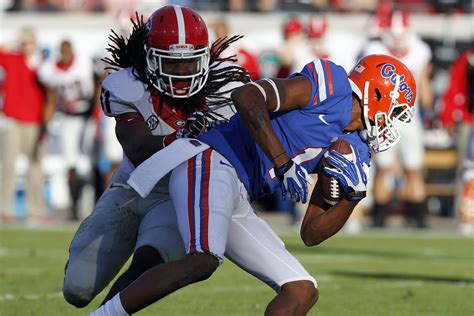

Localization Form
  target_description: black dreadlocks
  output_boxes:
[103,13,251,115]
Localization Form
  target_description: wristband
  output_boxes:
[274,160,294,178]
[343,190,366,202]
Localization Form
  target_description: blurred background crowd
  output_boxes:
[0,0,473,234]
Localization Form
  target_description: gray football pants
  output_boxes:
[62,168,185,307]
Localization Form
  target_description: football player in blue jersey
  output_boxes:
[92,54,417,316]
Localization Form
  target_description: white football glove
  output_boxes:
[323,145,369,201]
[275,159,314,203]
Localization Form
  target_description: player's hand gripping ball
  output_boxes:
[318,139,367,205]
[320,138,369,203]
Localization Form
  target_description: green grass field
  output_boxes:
[0,226,473,316]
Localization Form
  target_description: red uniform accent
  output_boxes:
[56,58,74,71]
[323,59,334,96]
[115,115,143,126]
[0,51,44,124]
[200,149,212,252]
[150,93,190,128]
[306,62,319,105]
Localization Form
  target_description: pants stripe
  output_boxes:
[199,149,212,253]
[187,156,196,253]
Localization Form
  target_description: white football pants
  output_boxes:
[170,148,317,292]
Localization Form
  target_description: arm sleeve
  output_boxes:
[290,59,349,110]
[289,61,319,108]
[100,86,139,117]
[100,68,144,117]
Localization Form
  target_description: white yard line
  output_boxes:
[0,292,63,301]
[0,247,67,260]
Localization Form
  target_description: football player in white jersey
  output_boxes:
[62,5,250,308]
[361,11,433,228]
[39,40,96,220]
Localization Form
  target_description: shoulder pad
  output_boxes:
[102,68,146,103]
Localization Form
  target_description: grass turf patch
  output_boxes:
[0,228,472,315]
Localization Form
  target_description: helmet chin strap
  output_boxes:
[362,81,376,150]
[362,75,403,153]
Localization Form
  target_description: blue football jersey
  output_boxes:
[199,59,371,201]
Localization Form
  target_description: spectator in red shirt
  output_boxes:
[0,28,54,224]
[276,16,304,78]
[212,19,260,81]
[439,49,474,225]
[440,49,474,128]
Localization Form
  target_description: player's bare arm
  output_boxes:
[301,138,369,245]
[300,183,359,246]
[419,62,434,109]
[115,112,168,167]
[43,86,58,124]
[115,111,211,167]
[231,76,311,167]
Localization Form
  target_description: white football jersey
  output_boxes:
[291,31,364,74]
[39,56,95,114]
[100,63,241,175]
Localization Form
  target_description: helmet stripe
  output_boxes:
[314,59,327,102]
[173,5,186,44]
[348,78,362,99]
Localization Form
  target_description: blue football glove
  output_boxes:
[275,159,314,203]
[323,145,369,202]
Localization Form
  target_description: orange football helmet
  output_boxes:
[349,54,417,153]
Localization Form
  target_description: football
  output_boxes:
[318,138,354,205]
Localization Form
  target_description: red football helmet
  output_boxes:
[283,17,303,39]
[145,5,210,98]
[307,15,328,39]
[349,54,417,153]
[383,11,410,56]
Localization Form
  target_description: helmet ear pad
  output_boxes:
[144,5,210,98]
